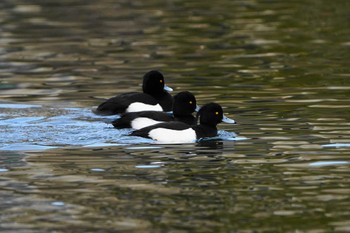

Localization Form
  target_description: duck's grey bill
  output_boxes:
[195,105,201,112]
[164,85,173,92]
[222,115,236,124]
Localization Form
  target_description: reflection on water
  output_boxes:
[2,145,350,232]
[1,0,350,232]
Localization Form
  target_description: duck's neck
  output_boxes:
[147,90,167,98]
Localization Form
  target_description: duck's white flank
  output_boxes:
[148,128,196,143]
[126,102,162,113]
[131,117,164,130]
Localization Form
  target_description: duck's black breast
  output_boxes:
[94,92,160,115]
[192,125,218,139]
[112,111,174,129]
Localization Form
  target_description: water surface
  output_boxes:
[1,0,350,232]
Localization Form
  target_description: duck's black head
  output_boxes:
[196,102,223,127]
[142,70,165,95]
[173,91,197,116]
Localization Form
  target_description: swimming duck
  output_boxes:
[130,102,236,143]
[111,91,198,129]
[93,70,173,115]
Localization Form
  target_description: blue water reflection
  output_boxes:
[322,143,350,148]
[0,103,244,151]
[309,161,349,167]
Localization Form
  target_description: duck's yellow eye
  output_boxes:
[189,101,192,104]
[160,80,163,83]
[215,112,219,115]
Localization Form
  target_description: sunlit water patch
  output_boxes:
[309,161,349,167]
[322,143,350,148]
[0,103,244,150]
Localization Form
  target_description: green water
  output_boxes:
[1,0,350,232]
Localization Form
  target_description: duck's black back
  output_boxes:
[94,92,160,115]
[112,111,174,129]
[130,121,190,138]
